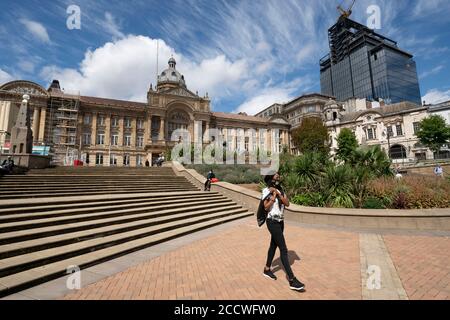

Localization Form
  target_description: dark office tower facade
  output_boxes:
[320,17,421,105]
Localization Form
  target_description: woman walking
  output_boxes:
[262,172,305,291]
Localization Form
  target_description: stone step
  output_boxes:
[0,211,251,297]
[0,200,237,235]
[0,195,227,222]
[0,180,187,184]
[0,198,230,259]
[0,192,220,214]
[0,201,237,245]
[0,183,196,192]
[0,187,200,199]
[0,206,246,278]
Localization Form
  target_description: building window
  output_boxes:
[137,135,144,147]
[123,154,130,166]
[137,155,143,166]
[111,134,119,146]
[306,106,316,113]
[366,128,376,140]
[244,137,249,152]
[83,115,91,125]
[124,135,131,146]
[396,124,403,136]
[413,122,420,135]
[110,154,117,166]
[95,153,103,166]
[387,125,394,137]
[111,117,119,127]
[124,118,132,128]
[97,115,105,126]
[83,133,91,145]
[96,132,105,145]
[137,119,144,129]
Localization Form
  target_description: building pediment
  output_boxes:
[163,87,198,99]
[0,80,49,97]
[356,111,382,123]
[269,115,289,125]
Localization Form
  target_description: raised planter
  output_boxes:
[172,161,450,231]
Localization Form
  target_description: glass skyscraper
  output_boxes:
[320,17,421,105]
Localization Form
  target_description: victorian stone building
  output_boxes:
[257,94,450,163]
[0,57,290,166]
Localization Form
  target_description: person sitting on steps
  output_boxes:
[204,169,215,191]
[0,156,14,175]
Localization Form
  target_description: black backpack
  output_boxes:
[256,195,270,227]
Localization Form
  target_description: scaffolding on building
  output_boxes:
[48,91,81,166]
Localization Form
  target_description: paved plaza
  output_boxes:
[55,217,450,300]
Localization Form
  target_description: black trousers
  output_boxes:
[265,219,295,280]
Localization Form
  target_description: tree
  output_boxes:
[416,115,450,155]
[291,117,330,155]
[336,128,358,163]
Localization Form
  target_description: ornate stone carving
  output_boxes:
[0,81,49,97]
[166,88,197,98]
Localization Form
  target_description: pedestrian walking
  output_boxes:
[261,172,305,291]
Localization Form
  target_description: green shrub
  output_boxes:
[292,193,324,207]
[362,197,385,209]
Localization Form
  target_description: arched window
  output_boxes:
[168,110,190,138]
[390,144,407,159]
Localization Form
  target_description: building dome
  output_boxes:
[157,57,186,88]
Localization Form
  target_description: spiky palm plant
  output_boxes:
[322,164,355,208]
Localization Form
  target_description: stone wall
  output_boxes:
[172,161,450,231]
[0,154,51,169]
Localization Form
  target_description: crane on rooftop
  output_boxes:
[337,0,356,19]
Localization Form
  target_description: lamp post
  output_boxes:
[383,128,391,159]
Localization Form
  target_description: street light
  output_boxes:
[382,128,391,159]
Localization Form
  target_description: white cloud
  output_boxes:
[233,87,294,115]
[0,69,13,85]
[40,35,247,102]
[420,65,444,79]
[103,12,125,40]
[18,61,35,73]
[413,0,450,17]
[422,88,450,105]
[234,75,316,115]
[19,19,50,43]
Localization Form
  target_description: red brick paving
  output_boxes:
[384,235,450,300]
[63,218,361,300]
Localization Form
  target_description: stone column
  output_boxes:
[38,106,46,142]
[159,117,165,141]
[266,129,271,153]
[32,106,40,143]
[104,114,111,147]
[118,117,124,146]
[131,118,137,147]
[203,122,210,143]
[146,115,152,142]
[91,113,97,146]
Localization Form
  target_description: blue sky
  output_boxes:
[1,0,450,115]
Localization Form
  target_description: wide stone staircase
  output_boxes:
[0,166,252,297]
